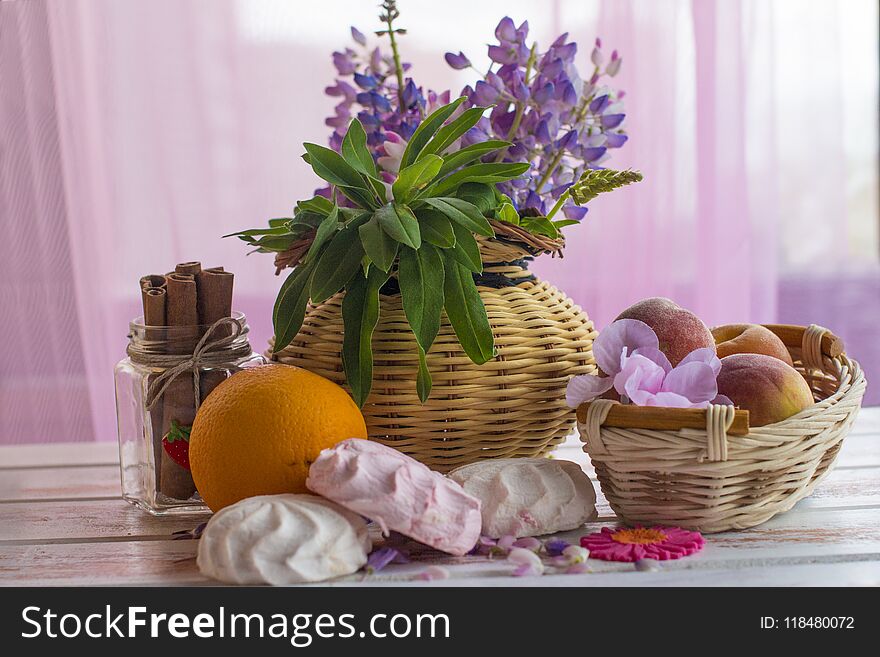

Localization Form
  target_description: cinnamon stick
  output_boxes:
[159,270,199,500]
[197,266,233,327]
[174,261,202,276]
[196,267,235,402]
[140,279,167,497]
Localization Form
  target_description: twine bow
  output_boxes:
[129,317,251,411]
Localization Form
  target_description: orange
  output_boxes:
[189,364,367,511]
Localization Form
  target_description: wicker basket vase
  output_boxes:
[576,324,867,533]
[272,221,598,472]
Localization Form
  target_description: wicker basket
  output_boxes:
[271,221,598,472]
[576,324,866,533]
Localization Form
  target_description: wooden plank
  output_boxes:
[0,499,208,545]
[0,441,118,468]
[339,561,880,587]
[4,507,880,586]
[0,540,209,587]
[0,465,120,502]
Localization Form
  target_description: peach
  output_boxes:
[712,324,793,366]
[716,353,814,426]
[614,297,715,365]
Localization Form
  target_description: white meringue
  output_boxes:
[448,458,597,538]
[197,494,370,585]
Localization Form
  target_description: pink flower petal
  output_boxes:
[565,374,614,408]
[508,547,545,577]
[615,353,666,401]
[497,535,516,551]
[642,391,695,408]
[594,319,658,375]
[679,347,722,376]
[513,537,542,552]
[631,347,672,373]
[661,361,718,403]
[416,566,450,581]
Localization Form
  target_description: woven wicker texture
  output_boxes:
[272,238,596,472]
[576,324,867,533]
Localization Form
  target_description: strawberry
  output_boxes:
[163,420,191,470]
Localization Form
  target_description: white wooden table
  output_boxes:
[2,409,880,587]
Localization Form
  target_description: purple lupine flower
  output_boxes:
[351,26,367,46]
[441,17,628,215]
[332,50,356,75]
[365,547,407,573]
[444,51,471,70]
[545,539,571,556]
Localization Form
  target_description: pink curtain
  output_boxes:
[534,0,780,328]
[0,0,875,444]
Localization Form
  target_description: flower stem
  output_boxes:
[381,4,406,112]
[494,44,537,163]
[546,188,570,220]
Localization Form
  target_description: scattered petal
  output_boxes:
[508,547,545,577]
[513,536,543,552]
[416,566,450,581]
[544,539,571,557]
[365,547,401,573]
[562,545,590,563]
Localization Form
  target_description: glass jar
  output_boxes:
[115,312,264,515]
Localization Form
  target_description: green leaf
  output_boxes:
[303,143,367,189]
[421,106,486,157]
[341,266,389,407]
[392,154,442,202]
[399,96,466,169]
[424,197,494,237]
[336,185,379,210]
[273,261,315,351]
[303,206,341,264]
[436,140,511,178]
[296,195,335,215]
[309,214,369,303]
[376,203,421,249]
[398,244,445,351]
[416,345,432,402]
[247,235,297,252]
[417,209,456,248]
[341,119,377,177]
[225,225,292,239]
[429,161,530,197]
[359,214,399,272]
[521,215,560,239]
[496,202,520,224]
[456,182,496,214]
[552,219,581,229]
[448,221,482,273]
[442,252,495,365]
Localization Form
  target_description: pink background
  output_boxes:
[1,0,877,444]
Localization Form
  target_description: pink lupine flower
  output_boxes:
[376,131,407,173]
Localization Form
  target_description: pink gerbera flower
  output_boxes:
[580,525,704,562]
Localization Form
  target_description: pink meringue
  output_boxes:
[306,439,481,556]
